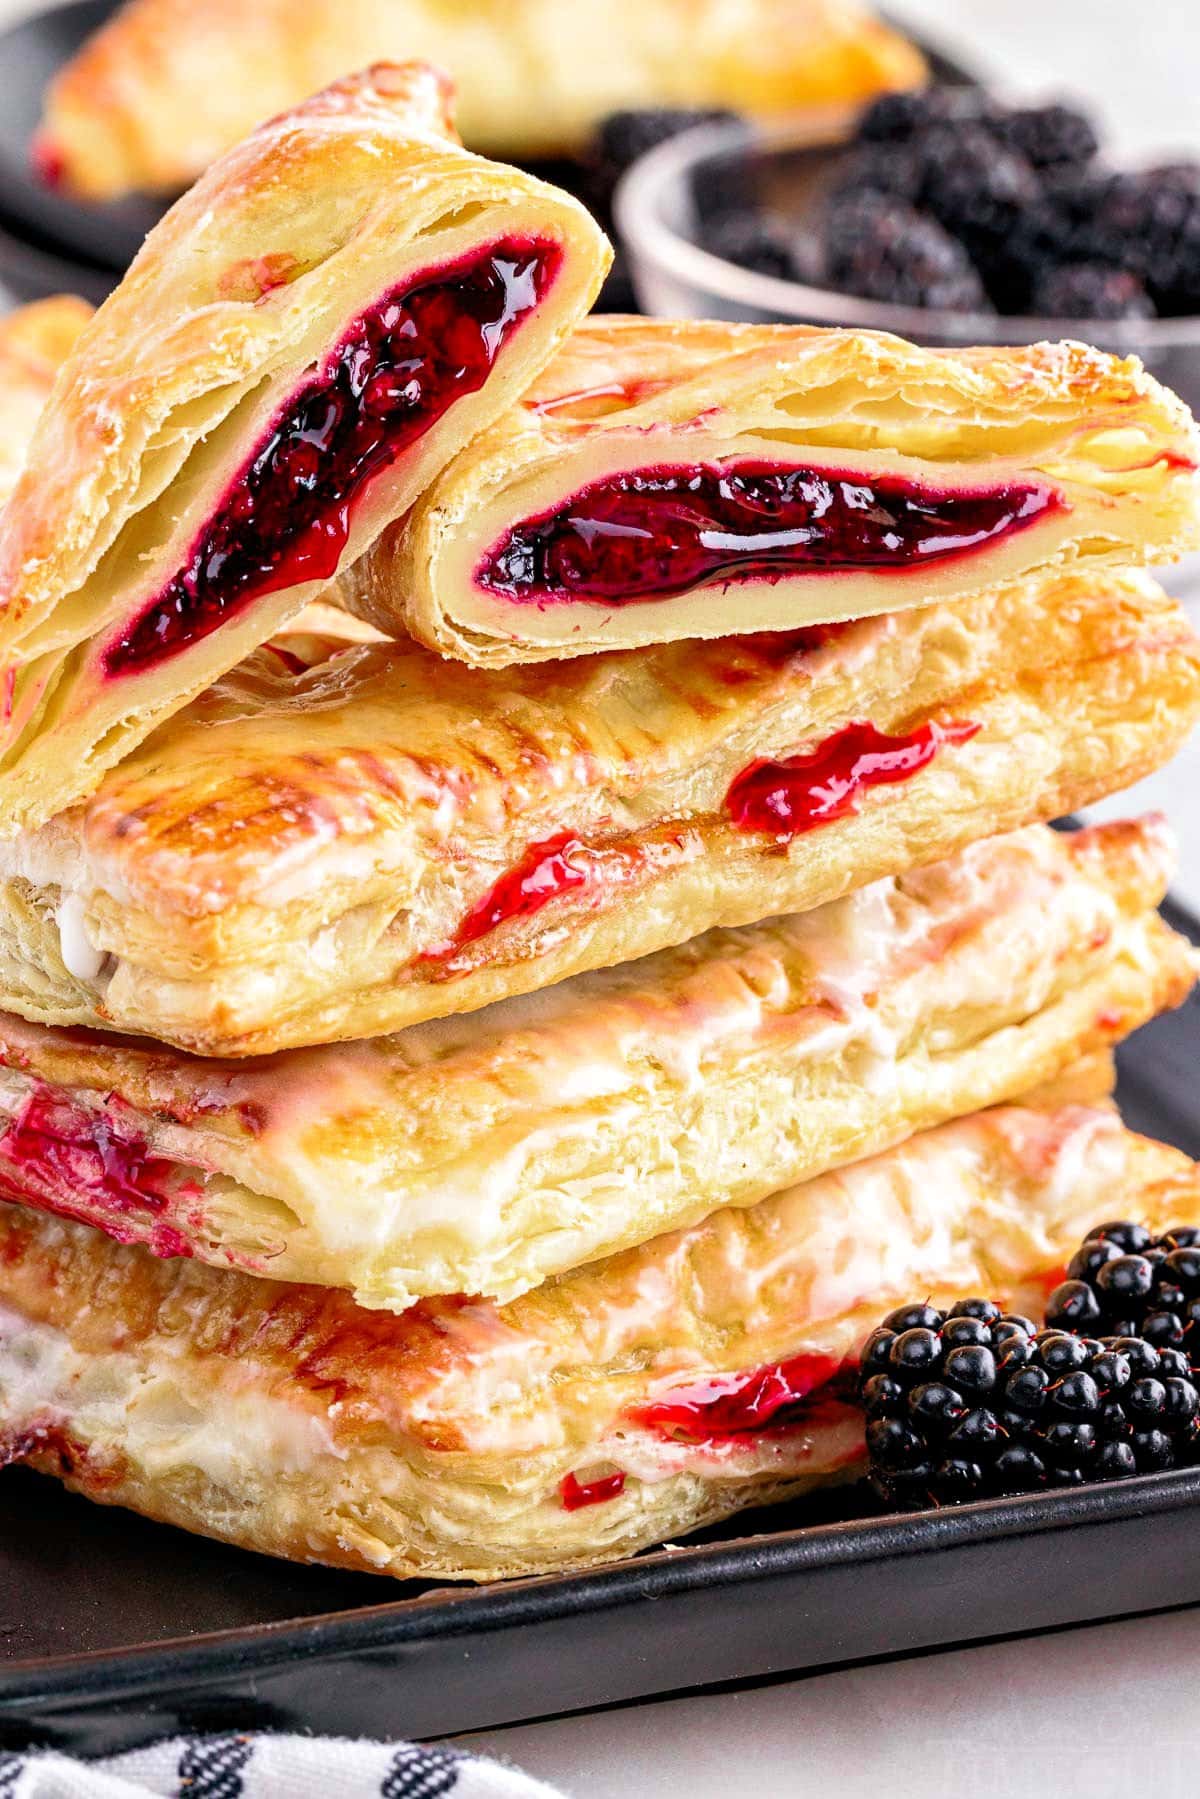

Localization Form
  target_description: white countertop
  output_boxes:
[3,1,1200,1791]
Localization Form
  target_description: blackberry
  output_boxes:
[1080,164,1200,312]
[826,140,927,209]
[992,103,1100,173]
[587,108,737,215]
[823,191,990,312]
[1030,262,1156,320]
[917,125,1042,262]
[985,170,1116,311]
[1046,1223,1200,1357]
[856,87,981,144]
[860,1301,1200,1507]
[703,210,799,280]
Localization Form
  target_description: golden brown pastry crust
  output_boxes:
[0,64,610,837]
[0,567,1194,1056]
[0,297,93,508]
[1,1103,1195,1581]
[0,819,1188,1308]
[352,316,1200,665]
[35,0,925,200]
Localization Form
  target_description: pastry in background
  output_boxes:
[0,63,610,836]
[0,819,1185,1308]
[0,1099,1191,1581]
[350,315,1200,665]
[0,568,1193,1056]
[34,0,926,201]
[0,297,93,507]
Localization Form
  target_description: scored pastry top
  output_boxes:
[0,816,1187,1308]
[0,564,1195,1055]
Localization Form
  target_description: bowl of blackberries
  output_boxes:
[611,86,1200,407]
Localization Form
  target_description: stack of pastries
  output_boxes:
[2,65,1200,1583]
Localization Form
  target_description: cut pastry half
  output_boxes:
[0,63,610,836]
[0,566,1194,1057]
[0,818,1187,1309]
[0,296,93,508]
[0,1101,1194,1581]
[33,0,926,200]
[348,316,1200,665]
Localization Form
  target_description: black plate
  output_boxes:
[0,0,981,294]
[2,895,1199,1755]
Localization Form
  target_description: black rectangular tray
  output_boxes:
[2,893,1200,1756]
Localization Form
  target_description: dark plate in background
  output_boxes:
[2,907,1199,1756]
[0,0,979,302]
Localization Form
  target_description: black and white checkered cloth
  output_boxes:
[0,1733,563,1797]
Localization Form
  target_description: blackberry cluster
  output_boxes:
[814,87,1200,319]
[586,108,737,217]
[861,1299,1200,1508]
[1046,1222,1200,1352]
[702,210,800,281]
[824,192,989,312]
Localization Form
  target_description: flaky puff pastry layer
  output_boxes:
[0,1100,1195,1582]
[34,0,925,200]
[0,64,609,837]
[0,820,1188,1310]
[0,567,1195,1057]
[349,316,1200,665]
[0,298,93,509]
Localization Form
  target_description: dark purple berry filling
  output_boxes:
[104,238,559,676]
[475,461,1059,605]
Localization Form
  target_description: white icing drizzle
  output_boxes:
[55,893,106,983]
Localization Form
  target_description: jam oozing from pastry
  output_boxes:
[635,1353,848,1442]
[725,718,981,838]
[427,829,657,965]
[0,1086,193,1258]
[560,1469,627,1510]
[104,238,560,675]
[475,463,1060,604]
[453,832,593,951]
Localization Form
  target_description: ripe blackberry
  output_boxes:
[826,140,927,209]
[703,210,799,280]
[985,170,1115,311]
[1031,262,1156,320]
[917,125,1041,262]
[1080,164,1200,312]
[1046,1223,1200,1356]
[992,103,1100,173]
[587,108,737,215]
[856,87,980,143]
[860,1301,1200,1507]
[823,191,990,312]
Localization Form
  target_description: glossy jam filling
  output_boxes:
[0,1086,193,1258]
[560,1469,627,1510]
[454,832,593,950]
[475,462,1059,604]
[634,1353,850,1444]
[726,718,980,838]
[425,830,659,967]
[104,238,559,676]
